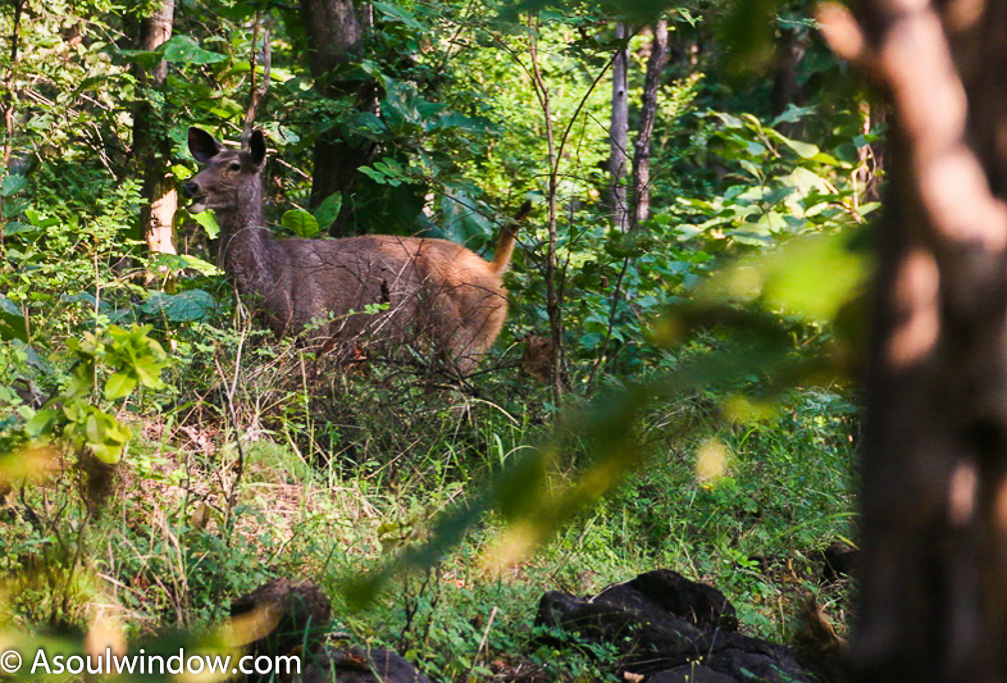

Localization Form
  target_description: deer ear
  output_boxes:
[249,130,267,166]
[188,127,222,163]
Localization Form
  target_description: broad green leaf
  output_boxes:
[281,209,320,237]
[132,358,162,388]
[0,293,25,342]
[3,198,28,218]
[25,209,58,229]
[162,36,226,65]
[104,372,137,401]
[765,129,820,159]
[85,413,104,446]
[92,441,124,465]
[142,290,218,322]
[0,293,20,316]
[372,1,426,31]
[738,160,763,181]
[313,192,343,230]
[2,221,36,236]
[24,409,56,437]
[2,174,27,196]
[179,255,222,276]
[116,48,162,70]
[187,209,220,239]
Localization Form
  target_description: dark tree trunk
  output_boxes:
[770,27,806,120]
[299,0,375,235]
[629,18,668,232]
[133,0,176,255]
[819,1,1007,679]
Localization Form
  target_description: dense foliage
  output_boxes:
[0,0,870,679]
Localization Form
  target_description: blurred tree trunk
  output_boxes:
[299,0,375,235]
[629,17,667,231]
[607,22,629,232]
[770,26,805,120]
[819,1,1007,679]
[133,0,176,255]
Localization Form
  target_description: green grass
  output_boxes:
[0,331,857,681]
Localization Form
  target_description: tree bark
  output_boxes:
[629,18,667,232]
[770,27,806,120]
[299,0,375,234]
[133,0,177,255]
[819,1,1007,679]
[608,23,629,232]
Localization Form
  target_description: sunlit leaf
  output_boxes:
[162,36,227,65]
[104,372,137,401]
[281,209,320,237]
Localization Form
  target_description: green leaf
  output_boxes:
[104,372,138,401]
[3,198,28,218]
[0,293,19,317]
[2,221,36,236]
[179,255,222,276]
[24,409,57,437]
[187,209,220,239]
[85,413,104,446]
[116,48,162,70]
[313,192,343,230]
[92,441,124,465]
[0,294,26,342]
[765,129,820,159]
[132,358,162,388]
[25,209,58,229]
[162,36,227,65]
[141,290,218,322]
[282,209,320,237]
[372,0,426,31]
[1,174,27,196]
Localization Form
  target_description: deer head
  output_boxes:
[182,127,267,214]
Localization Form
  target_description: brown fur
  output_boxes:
[183,127,527,375]
[520,335,555,382]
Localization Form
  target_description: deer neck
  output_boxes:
[213,178,278,296]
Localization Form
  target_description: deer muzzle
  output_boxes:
[182,180,208,213]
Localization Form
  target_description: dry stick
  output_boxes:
[469,605,499,677]
[215,321,250,543]
[527,18,563,400]
[526,18,629,398]
[242,17,271,141]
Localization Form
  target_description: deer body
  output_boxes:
[183,127,523,374]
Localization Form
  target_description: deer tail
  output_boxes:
[490,200,532,275]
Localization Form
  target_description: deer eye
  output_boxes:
[229,162,241,171]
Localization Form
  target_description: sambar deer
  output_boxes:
[182,127,528,375]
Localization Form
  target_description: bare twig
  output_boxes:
[243,16,272,141]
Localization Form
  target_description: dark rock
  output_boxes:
[230,578,332,679]
[622,569,739,631]
[821,542,857,582]
[296,647,432,683]
[648,664,739,682]
[231,580,429,683]
[536,569,811,683]
[537,586,707,663]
